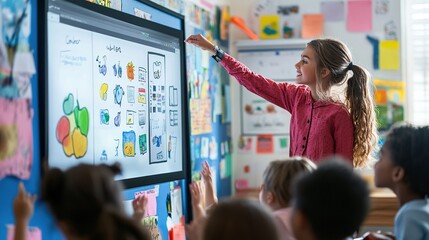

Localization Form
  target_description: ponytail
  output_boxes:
[345,65,378,167]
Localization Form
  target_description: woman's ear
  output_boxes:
[320,67,331,79]
[266,192,275,205]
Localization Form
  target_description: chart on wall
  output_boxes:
[47,3,184,182]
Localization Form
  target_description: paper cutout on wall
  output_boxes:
[7,225,41,240]
[170,187,183,225]
[190,99,212,135]
[379,40,400,70]
[259,15,280,39]
[366,35,380,70]
[347,0,372,32]
[0,97,32,180]
[256,135,274,154]
[321,1,344,22]
[373,79,404,131]
[135,188,158,217]
[301,14,323,38]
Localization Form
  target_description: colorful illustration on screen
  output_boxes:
[96,55,107,76]
[100,109,110,125]
[138,67,147,82]
[56,93,89,158]
[123,130,136,157]
[100,150,107,161]
[114,111,121,127]
[113,61,122,78]
[113,85,124,106]
[153,61,162,79]
[138,88,146,103]
[100,83,108,101]
[127,61,135,80]
[139,134,147,155]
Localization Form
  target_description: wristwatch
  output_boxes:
[211,45,225,62]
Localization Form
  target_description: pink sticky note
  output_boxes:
[135,189,157,217]
[347,0,372,32]
[235,179,249,190]
[7,225,42,240]
[0,98,33,180]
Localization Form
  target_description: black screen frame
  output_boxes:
[38,0,190,189]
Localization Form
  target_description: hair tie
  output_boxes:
[347,62,353,71]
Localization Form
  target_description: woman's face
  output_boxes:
[374,144,395,189]
[295,46,318,88]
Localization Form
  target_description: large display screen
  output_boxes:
[42,0,188,187]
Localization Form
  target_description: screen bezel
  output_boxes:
[38,0,190,189]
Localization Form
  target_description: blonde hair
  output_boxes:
[262,157,316,207]
[307,39,378,167]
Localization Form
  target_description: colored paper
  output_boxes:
[171,187,183,225]
[321,1,344,22]
[135,188,157,217]
[373,79,405,131]
[7,225,41,240]
[301,14,324,38]
[170,223,186,240]
[259,15,280,39]
[256,135,274,154]
[379,40,400,70]
[347,0,372,32]
[0,97,33,180]
[235,179,249,189]
[367,35,380,69]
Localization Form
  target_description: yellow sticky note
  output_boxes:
[379,40,400,70]
[260,15,280,39]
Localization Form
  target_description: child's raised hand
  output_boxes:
[132,194,148,222]
[189,182,205,220]
[201,161,218,208]
[184,34,216,55]
[13,182,36,224]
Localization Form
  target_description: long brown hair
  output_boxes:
[307,39,378,167]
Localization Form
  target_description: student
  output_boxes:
[185,34,378,167]
[290,158,370,240]
[371,123,429,239]
[260,157,316,240]
[13,163,150,240]
[187,197,280,240]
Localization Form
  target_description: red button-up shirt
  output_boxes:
[221,54,353,163]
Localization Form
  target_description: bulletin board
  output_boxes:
[237,41,306,135]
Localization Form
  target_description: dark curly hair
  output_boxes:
[383,123,429,197]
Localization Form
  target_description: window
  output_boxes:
[405,0,429,125]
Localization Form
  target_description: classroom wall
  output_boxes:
[0,0,230,239]
[227,0,402,188]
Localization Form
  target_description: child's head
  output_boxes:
[374,123,429,198]
[260,157,316,209]
[290,158,370,240]
[42,163,149,240]
[307,38,378,168]
[203,198,280,240]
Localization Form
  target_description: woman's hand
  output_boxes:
[184,34,216,55]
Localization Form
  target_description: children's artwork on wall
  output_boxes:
[301,14,323,38]
[256,135,274,154]
[277,5,299,38]
[373,79,404,131]
[0,98,33,180]
[347,0,372,32]
[259,15,280,39]
[321,1,344,22]
[379,40,400,70]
